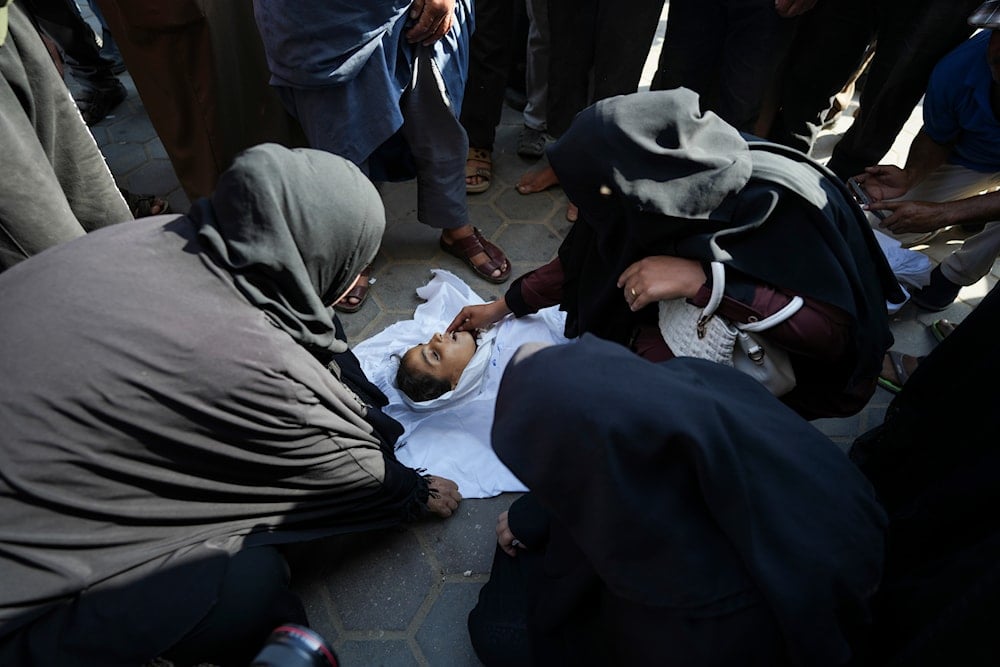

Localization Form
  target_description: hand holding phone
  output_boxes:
[847,177,889,220]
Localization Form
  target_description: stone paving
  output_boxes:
[69,6,998,664]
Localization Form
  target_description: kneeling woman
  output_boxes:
[469,337,887,666]
[450,89,903,419]
[0,145,460,666]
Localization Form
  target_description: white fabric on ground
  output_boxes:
[354,269,572,498]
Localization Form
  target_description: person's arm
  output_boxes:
[617,256,707,311]
[620,256,851,361]
[691,284,852,361]
[447,257,565,332]
[870,189,1000,236]
[854,128,954,201]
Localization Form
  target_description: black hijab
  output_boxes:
[493,336,887,665]
[548,89,901,390]
[192,143,384,357]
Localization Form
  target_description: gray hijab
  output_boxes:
[194,143,384,354]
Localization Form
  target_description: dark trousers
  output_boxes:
[460,0,520,149]
[546,0,662,138]
[768,0,979,180]
[163,546,308,667]
[651,0,796,133]
[850,284,1000,665]
[20,0,117,92]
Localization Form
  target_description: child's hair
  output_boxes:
[394,353,453,402]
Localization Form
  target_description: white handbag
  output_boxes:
[658,262,801,396]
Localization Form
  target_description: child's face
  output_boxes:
[403,331,478,387]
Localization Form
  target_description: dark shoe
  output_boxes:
[76,80,126,125]
[121,189,170,217]
[910,266,962,311]
[504,86,527,112]
[334,264,373,313]
[930,318,957,343]
[517,126,548,159]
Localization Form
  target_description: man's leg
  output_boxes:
[592,0,661,102]
[876,165,1000,310]
[767,0,872,154]
[22,0,124,124]
[0,2,129,271]
[518,0,550,158]
[825,0,980,179]
[650,0,724,111]
[544,0,596,139]
[460,0,515,151]
[714,0,799,133]
[402,47,511,282]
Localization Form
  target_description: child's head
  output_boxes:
[395,331,478,401]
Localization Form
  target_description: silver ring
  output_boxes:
[510,538,521,548]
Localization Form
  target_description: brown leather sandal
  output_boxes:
[439,228,511,284]
[466,148,492,194]
[334,264,373,313]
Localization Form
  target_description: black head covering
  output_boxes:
[192,143,384,356]
[547,90,900,392]
[493,336,887,666]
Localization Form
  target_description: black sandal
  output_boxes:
[121,189,170,218]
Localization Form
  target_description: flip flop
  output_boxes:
[930,319,956,343]
[334,264,373,313]
[466,148,492,194]
[877,350,923,394]
[439,227,511,284]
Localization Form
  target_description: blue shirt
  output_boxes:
[923,30,1000,172]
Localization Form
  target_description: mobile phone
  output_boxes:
[847,177,888,220]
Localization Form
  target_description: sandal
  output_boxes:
[930,318,956,343]
[334,264,373,313]
[877,350,924,394]
[466,148,492,194]
[122,188,170,218]
[439,228,511,284]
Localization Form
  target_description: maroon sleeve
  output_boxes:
[689,283,852,361]
[504,257,565,317]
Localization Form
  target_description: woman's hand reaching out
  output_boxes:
[617,256,707,311]
[446,299,512,333]
[425,475,461,518]
[496,510,526,557]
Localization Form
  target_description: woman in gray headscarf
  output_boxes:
[0,144,460,666]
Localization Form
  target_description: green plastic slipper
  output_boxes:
[877,350,924,394]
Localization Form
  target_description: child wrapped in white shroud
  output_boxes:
[353,270,572,498]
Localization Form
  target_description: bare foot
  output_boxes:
[516,164,559,194]
[565,202,578,222]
